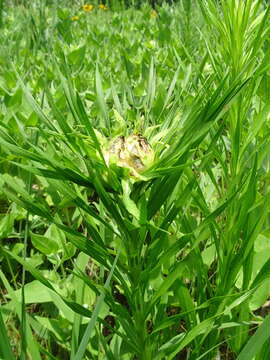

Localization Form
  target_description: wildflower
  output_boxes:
[71,15,79,21]
[99,4,108,10]
[82,4,94,12]
[150,10,157,19]
[105,134,155,178]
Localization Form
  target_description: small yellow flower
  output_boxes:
[82,4,94,12]
[150,10,157,18]
[71,15,79,21]
[99,4,108,10]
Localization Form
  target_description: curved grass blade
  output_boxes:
[236,315,270,360]
[73,252,120,360]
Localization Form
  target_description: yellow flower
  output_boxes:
[150,10,157,18]
[71,15,79,21]
[82,4,94,12]
[99,4,108,10]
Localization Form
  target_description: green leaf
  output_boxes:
[95,63,110,131]
[0,309,16,360]
[73,252,120,360]
[237,315,270,360]
[67,45,86,67]
[31,232,59,255]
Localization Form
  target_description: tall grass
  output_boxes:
[0,0,270,359]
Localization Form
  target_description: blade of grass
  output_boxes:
[73,252,120,360]
[0,309,16,360]
[236,315,270,360]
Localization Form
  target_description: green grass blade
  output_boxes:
[0,309,16,360]
[236,315,270,360]
[73,252,119,360]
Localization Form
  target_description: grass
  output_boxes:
[0,0,270,359]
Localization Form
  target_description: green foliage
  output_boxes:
[0,0,270,359]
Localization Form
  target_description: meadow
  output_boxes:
[0,0,270,359]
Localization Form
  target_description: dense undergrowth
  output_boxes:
[0,0,270,359]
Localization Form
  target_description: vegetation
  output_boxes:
[0,0,270,359]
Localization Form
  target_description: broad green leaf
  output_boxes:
[31,232,59,255]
